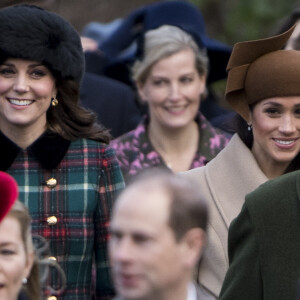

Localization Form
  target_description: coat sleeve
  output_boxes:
[94,145,125,299]
[219,203,263,300]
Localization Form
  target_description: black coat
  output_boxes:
[80,72,142,138]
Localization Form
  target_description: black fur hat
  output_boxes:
[0,4,84,82]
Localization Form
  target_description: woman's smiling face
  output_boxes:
[0,58,57,134]
[251,96,300,172]
[0,215,34,300]
[138,48,206,131]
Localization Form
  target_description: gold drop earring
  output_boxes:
[51,97,58,107]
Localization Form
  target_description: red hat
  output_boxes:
[0,172,18,222]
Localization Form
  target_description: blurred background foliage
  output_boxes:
[188,0,300,104]
[190,0,300,45]
[2,0,300,46]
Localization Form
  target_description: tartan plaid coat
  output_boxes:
[0,130,125,300]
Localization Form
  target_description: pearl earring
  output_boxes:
[22,278,28,285]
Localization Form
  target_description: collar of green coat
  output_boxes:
[0,130,71,171]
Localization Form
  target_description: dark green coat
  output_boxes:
[220,170,300,300]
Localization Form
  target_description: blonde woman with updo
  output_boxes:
[111,25,230,183]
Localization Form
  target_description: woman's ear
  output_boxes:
[136,81,147,103]
[24,251,35,280]
[198,75,207,101]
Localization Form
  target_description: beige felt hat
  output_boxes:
[226,25,300,121]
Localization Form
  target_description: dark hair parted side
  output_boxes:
[0,4,111,143]
[47,78,111,143]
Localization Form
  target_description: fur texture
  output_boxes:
[0,4,84,82]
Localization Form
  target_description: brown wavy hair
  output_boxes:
[47,77,111,143]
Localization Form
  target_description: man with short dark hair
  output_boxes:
[109,169,215,300]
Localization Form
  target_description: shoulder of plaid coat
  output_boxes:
[5,136,125,300]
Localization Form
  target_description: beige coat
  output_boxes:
[182,134,268,297]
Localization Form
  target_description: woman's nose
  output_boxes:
[168,83,181,101]
[13,75,29,93]
[279,115,296,134]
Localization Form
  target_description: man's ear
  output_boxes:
[181,228,206,268]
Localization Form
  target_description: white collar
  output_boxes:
[187,282,197,300]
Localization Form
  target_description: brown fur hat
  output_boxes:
[0,4,84,83]
[226,25,300,121]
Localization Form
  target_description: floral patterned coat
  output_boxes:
[111,113,231,182]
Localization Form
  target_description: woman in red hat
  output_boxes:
[0,171,37,300]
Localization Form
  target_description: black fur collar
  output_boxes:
[0,130,70,171]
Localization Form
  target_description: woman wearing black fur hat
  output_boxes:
[0,4,125,300]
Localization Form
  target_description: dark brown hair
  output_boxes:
[224,108,300,173]
[167,174,208,241]
[47,77,111,143]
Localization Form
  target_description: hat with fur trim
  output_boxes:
[226,25,300,122]
[0,171,18,222]
[0,4,84,82]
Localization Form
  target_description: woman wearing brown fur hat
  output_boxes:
[0,4,125,300]
[181,25,300,298]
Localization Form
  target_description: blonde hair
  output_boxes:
[7,201,40,299]
[132,25,208,85]
[7,201,66,299]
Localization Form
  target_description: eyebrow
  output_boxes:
[262,101,281,106]
[153,71,196,76]
[262,101,300,107]
[109,226,154,237]
[1,62,44,68]
[0,241,16,246]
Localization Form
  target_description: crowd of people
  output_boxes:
[0,1,300,300]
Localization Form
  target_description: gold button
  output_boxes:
[47,296,57,300]
[47,216,57,226]
[48,256,57,261]
[46,178,57,188]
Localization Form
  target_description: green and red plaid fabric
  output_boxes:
[6,137,125,300]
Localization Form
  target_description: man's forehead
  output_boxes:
[112,184,171,227]
[117,183,170,211]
